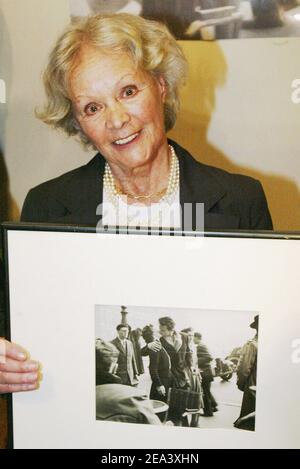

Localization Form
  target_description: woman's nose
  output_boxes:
[105,102,130,129]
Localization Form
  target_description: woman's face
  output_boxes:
[69,46,167,171]
[159,324,173,338]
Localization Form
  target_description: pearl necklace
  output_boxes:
[103,145,180,205]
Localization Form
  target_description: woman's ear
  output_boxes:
[157,75,167,103]
[73,118,81,130]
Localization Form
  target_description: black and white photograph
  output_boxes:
[69,0,300,39]
[95,304,259,431]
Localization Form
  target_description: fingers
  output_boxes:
[0,367,40,394]
[0,338,28,362]
[148,341,161,352]
[0,382,39,394]
[0,370,38,385]
[152,344,161,352]
[0,339,41,394]
[0,357,39,373]
[0,365,41,394]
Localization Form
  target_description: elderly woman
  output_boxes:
[21,13,272,230]
[1,13,272,394]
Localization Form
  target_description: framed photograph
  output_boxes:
[2,223,300,448]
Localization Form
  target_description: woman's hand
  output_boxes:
[0,339,40,394]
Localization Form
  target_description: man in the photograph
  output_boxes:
[111,324,139,386]
[95,338,160,424]
[194,332,218,417]
[234,315,258,431]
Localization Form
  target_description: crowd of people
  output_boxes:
[95,314,258,429]
[95,317,218,426]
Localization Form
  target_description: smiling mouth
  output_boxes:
[113,131,140,146]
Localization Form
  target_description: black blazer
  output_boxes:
[21,139,273,230]
[111,337,138,385]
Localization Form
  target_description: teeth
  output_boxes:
[114,132,139,145]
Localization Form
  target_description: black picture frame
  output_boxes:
[2,221,300,449]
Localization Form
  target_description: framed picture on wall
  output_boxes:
[69,0,300,40]
[2,223,300,448]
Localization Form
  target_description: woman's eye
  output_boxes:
[84,103,100,115]
[123,86,137,98]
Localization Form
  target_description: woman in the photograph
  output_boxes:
[154,317,192,425]
[180,327,203,427]
[157,317,190,391]
[1,13,272,394]
[141,325,172,403]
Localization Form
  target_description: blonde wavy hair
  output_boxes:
[37,13,188,149]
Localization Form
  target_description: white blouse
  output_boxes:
[102,187,181,229]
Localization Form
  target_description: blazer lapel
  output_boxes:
[53,153,105,225]
[113,338,126,355]
[170,139,240,230]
